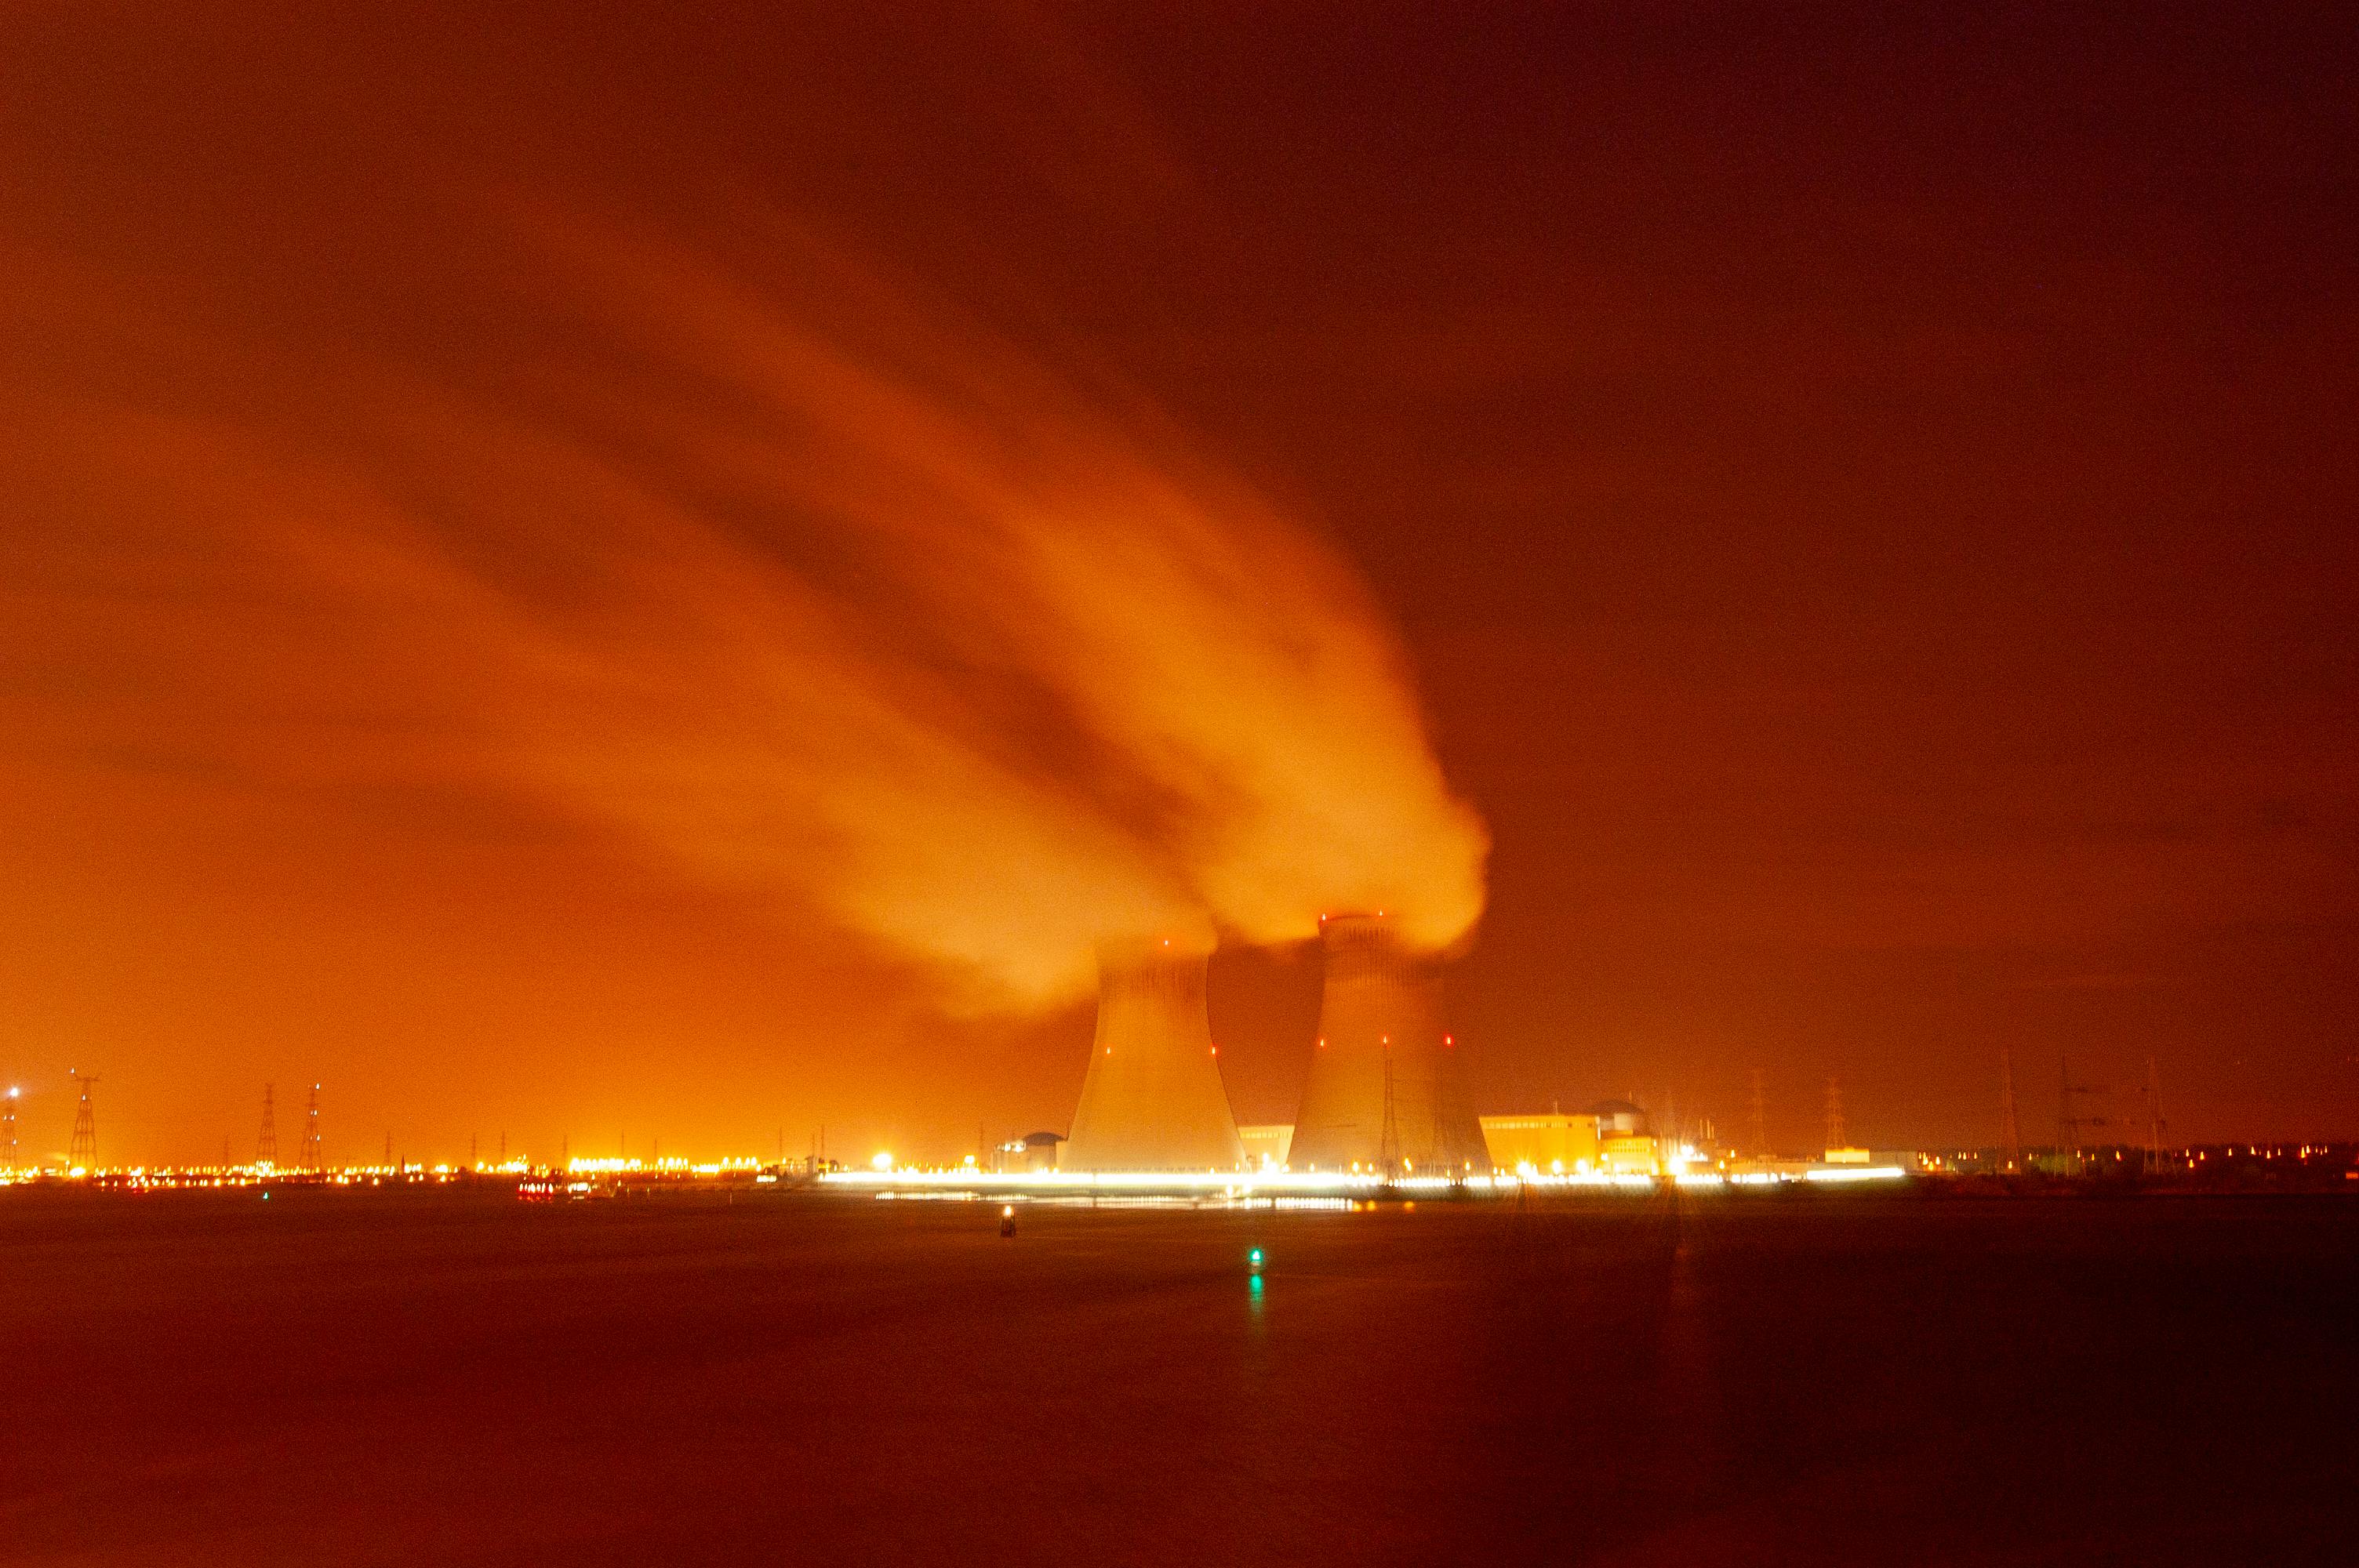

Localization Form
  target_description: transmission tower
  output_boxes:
[299,1085,323,1171]
[68,1071,98,1169]
[1376,1040,1401,1177]
[1823,1075,1846,1152]
[2000,1047,2023,1170]
[3,1086,17,1170]
[1749,1069,1767,1156]
[257,1083,278,1167]
[2143,1056,2166,1174]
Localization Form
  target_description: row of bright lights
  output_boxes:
[0,1156,768,1182]
[16,1147,2345,1187]
[5,1147,1903,1190]
[565,1156,767,1175]
[825,1164,1911,1193]
[6,1171,526,1191]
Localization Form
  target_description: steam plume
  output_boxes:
[516,220,1492,962]
[5,216,1488,1009]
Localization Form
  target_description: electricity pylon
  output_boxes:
[2056,1056,2109,1176]
[68,1071,98,1169]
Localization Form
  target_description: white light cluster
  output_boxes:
[819,1163,1911,1196]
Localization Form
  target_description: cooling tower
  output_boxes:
[1288,914,1490,1174]
[1063,946,1247,1171]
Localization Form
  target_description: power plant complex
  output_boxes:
[2,919,1917,1192]
[1060,913,1489,1176]
[954,912,1917,1192]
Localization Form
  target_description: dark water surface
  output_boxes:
[2,1187,2352,1565]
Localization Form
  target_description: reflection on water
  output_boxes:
[0,1188,2352,1565]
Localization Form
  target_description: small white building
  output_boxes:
[1237,1123,1293,1171]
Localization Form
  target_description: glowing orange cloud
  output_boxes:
[520,217,1492,961]
[2,212,1486,1011]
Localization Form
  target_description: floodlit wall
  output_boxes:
[1479,1113,1602,1173]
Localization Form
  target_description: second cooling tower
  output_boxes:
[1289,914,1489,1173]
[1063,947,1246,1171]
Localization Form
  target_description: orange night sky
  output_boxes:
[3,2,2354,1165]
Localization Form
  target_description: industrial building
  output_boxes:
[1480,1102,1663,1175]
[1587,1100,1661,1174]
[998,1131,1064,1173]
[1478,1111,1601,1174]
[1237,1123,1293,1170]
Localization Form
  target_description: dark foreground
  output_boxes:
[2,1187,2353,1566]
